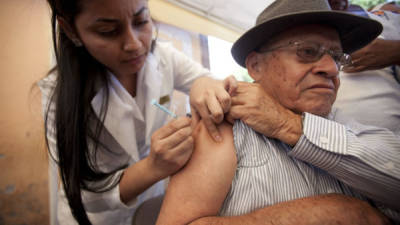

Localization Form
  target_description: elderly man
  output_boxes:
[153,0,400,224]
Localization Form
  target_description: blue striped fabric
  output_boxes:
[293,113,400,210]
[219,115,400,222]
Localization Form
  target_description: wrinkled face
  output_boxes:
[246,25,341,117]
[74,0,153,79]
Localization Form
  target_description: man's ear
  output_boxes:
[57,17,82,47]
[245,52,263,82]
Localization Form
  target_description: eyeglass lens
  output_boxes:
[295,42,351,68]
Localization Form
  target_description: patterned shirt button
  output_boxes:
[319,136,329,145]
[384,161,395,171]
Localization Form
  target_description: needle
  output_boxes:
[151,99,178,119]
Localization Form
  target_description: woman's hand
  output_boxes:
[190,76,237,142]
[148,117,194,179]
[119,117,193,204]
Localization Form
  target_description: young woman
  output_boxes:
[39,0,234,224]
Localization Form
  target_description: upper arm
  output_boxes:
[156,120,237,225]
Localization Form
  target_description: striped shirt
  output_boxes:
[219,113,400,222]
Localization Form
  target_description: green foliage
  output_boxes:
[349,0,387,9]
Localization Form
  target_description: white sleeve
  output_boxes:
[289,113,400,211]
[38,74,138,213]
[81,170,139,212]
[368,11,400,40]
[158,42,212,94]
[38,73,58,162]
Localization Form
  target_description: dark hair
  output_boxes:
[45,1,127,224]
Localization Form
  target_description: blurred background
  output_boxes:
[0,0,397,224]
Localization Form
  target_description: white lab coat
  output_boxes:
[39,41,211,225]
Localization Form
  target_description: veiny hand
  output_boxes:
[190,76,238,142]
[148,117,194,179]
[343,39,400,73]
[226,82,302,146]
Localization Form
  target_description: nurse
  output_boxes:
[38,0,235,224]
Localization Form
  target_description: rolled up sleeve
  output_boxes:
[82,170,139,213]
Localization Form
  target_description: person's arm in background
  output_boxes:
[344,9,400,72]
[343,39,400,72]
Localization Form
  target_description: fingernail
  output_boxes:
[186,113,192,118]
[215,135,222,142]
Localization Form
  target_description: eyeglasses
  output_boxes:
[258,41,352,70]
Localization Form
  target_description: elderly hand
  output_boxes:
[190,76,237,142]
[343,39,400,73]
[226,82,302,146]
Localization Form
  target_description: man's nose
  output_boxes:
[312,53,339,78]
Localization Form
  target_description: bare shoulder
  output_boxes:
[156,121,237,225]
[192,120,234,152]
[187,119,237,182]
